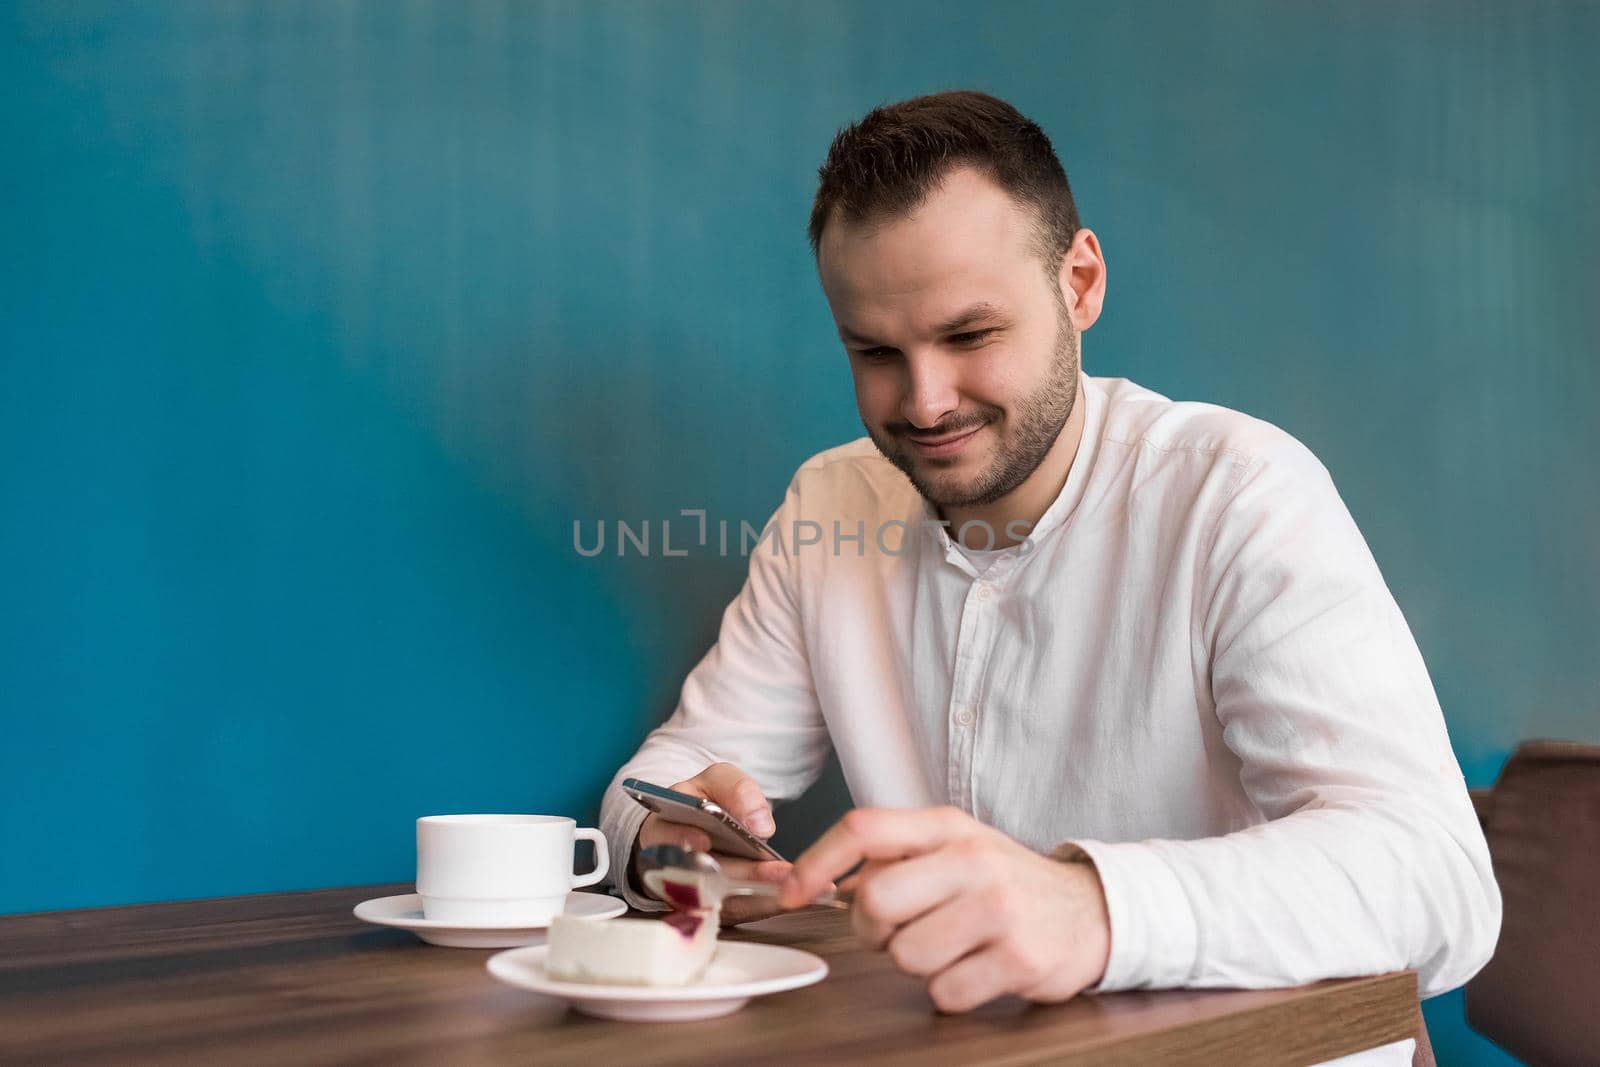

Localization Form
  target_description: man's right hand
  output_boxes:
[632,762,791,925]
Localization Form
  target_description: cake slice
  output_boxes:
[546,881,719,986]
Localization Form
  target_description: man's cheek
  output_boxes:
[855,379,900,427]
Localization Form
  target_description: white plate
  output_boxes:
[352,892,626,948]
[486,941,829,1021]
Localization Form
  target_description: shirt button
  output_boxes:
[955,708,975,727]
[976,585,993,601]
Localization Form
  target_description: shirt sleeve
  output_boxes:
[1064,435,1501,997]
[599,476,832,910]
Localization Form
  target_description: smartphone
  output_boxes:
[622,777,787,862]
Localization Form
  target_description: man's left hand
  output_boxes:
[778,806,1112,1013]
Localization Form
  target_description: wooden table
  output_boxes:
[0,882,1420,1065]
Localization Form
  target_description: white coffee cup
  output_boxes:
[415,814,609,925]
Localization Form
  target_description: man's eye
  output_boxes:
[952,330,995,346]
[858,347,895,361]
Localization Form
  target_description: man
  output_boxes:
[598,90,1498,1062]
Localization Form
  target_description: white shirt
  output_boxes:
[600,373,1499,1063]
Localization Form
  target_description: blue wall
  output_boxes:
[4,3,1596,1060]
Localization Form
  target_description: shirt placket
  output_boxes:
[942,552,1017,814]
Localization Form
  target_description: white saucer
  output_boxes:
[486,941,828,1021]
[352,892,627,948]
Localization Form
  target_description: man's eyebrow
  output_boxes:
[837,303,1010,346]
[933,302,1009,335]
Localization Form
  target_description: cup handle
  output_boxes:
[573,828,610,888]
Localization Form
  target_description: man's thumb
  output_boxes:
[700,762,776,837]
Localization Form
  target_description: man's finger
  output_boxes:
[849,848,979,948]
[835,859,888,899]
[925,944,1017,1014]
[714,857,793,884]
[779,806,973,908]
[637,814,712,854]
[882,891,997,979]
[689,763,776,837]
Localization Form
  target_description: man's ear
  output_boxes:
[1057,228,1107,332]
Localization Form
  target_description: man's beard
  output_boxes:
[866,296,1080,510]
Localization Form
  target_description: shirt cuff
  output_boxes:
[1059,838,1199,991]
[601,797,668,913]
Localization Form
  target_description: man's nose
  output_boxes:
[900,355,960,430]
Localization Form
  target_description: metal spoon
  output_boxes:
[639,844,848,910]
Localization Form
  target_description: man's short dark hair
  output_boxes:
[808,89,1081,274]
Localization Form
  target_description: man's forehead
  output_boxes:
[818,168,1037,310]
